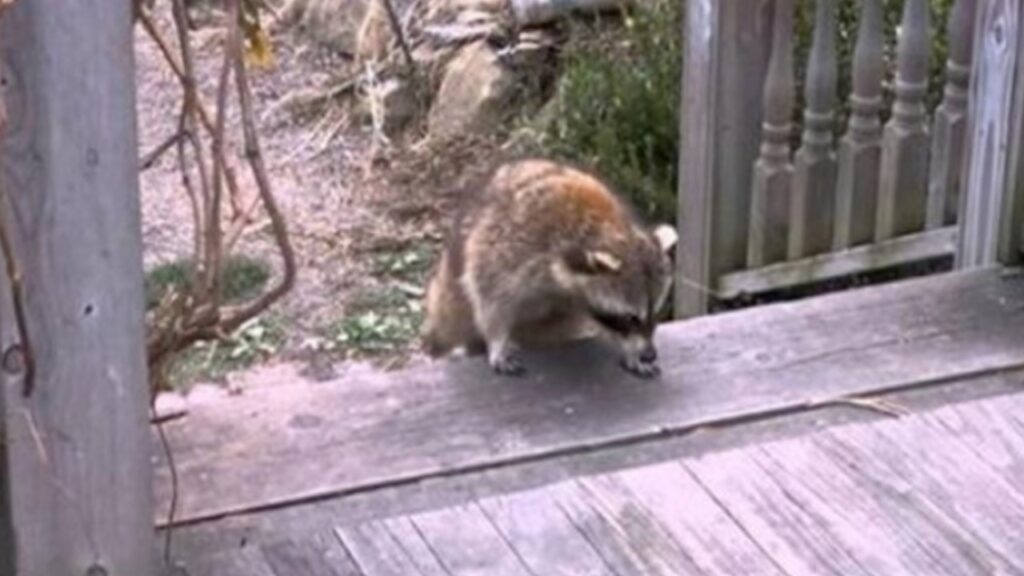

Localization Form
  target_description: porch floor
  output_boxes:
[158,267,1024,575]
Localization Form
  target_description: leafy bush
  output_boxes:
[535,0,682,225]
[534,0,956,225]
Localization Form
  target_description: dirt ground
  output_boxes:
[134,5,493,386]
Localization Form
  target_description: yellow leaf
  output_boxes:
[245,27,275,70]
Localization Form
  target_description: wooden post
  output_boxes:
[748,0,795,268]
[675,0,773,318]
[926,0,977,229]
[876,0,932,241]
[790,0,838,259]
[833,0,885,250]
[957,0,1024,268]
[0,0,156,574]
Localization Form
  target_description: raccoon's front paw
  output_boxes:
[621,357,661,379]
[490,353,526,376]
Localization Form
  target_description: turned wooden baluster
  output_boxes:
[748,0,795,267]
[833,0,885,249]
[876,0,932,240]
[790,0,838,259]
[926,0,977,228]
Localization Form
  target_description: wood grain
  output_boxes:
[551,478,703,574]
[155,269,1024,525]
[261,535,362,576]
[0,0,154,574]
[477,488,615,576]
[614,462,785,575]
[330,392,1024,576]
[820,407,1024,573]
[336,517,448,576]
[408,503,534,576]
[957,0,1024,266]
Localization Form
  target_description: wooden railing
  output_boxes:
[675,0,1024,318]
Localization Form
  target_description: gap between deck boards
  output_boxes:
[153,268,1024,527]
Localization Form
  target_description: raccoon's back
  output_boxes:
[468,159,634,262]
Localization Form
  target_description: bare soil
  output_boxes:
[134,5,496,385]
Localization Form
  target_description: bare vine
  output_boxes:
[0,0,34,398]
[136,0,296,395]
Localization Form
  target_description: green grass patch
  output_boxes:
[166,314,286,388]
[324,284,424,357]
[144,254,272,309]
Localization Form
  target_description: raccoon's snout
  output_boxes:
[639,343,657,363]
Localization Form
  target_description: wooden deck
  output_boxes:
[159,268,1024,575]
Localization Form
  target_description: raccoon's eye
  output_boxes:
[592,310,643,334]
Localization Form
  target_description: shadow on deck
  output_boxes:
[158,267,1024,575]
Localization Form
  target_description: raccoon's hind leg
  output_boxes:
[462,294,526,376]
[479,312,525,376]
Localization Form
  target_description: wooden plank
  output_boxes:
[477,488,615,575]
[930,394,1024,485]
[407,503,534,576]
[185,546,277,576]
[747,0,795,268]
[550,478,704,574]
[155,268,1024,525]
[0,0,154,574]
[261,535,362,576]
[336,517,448,576]
[674,0,719,318]
[876,0,932,240]
[166,368,1024,565]
[957,0,1024,267]
[686,448,876,575]
[926,0,977,229]
[789,0,838,259]
[753,439,991,574]
[819,405,1024,573]
[613,462,785,575]
[833,0,884,250]
[719,226,956,298]
[675,0,774,317]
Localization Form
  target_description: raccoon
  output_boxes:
[421,158,678,379]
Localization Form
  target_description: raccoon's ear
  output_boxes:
[652,224,678,254]
[564,248,622,274]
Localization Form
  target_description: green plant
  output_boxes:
[144,253,272,310]
[166,314,285,388]
[326,284,424,357]
[536,0,682,225]
[372,244,433,280]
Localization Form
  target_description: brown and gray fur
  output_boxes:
[421,158,677,378]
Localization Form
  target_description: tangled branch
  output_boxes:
[137,0,295,393]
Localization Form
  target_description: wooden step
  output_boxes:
[153,267,1024,526]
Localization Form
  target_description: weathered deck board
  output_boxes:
[751,441,987,574]
[477,489,616,575]
[931,396,1024,483]
[155,269,1024,525]
[336,517,447,576]
[192,391,1024,575]
[686,448,875,575]
[261,535,362,576]
[406,504,534,576]
[612,463,785,575]
[183,546,278,576]
[325,391,1024,576]
[822,406,1024,572]
[551,478,704,575]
